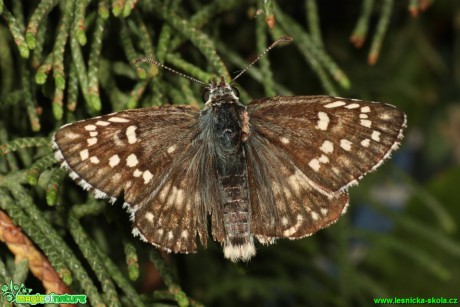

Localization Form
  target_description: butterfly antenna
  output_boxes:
[230,36,293,84]
[134,57,208,86]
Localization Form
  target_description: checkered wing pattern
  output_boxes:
[53,91,406,261]
[245,96,405,241]
[52,106,217,253]
[248,96,406,194]
[245,132,349,243]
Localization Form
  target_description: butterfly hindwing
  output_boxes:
[131,131,227,253]
[131,146,203,253]
[247,96,406,194]
[245,132,349,243]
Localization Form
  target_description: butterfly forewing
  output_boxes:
[248,96,406,194]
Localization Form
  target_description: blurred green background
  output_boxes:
[1,0,459,306]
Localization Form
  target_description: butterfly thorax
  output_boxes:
[201,79,255,261]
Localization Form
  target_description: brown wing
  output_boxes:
[53,105,222,253]
[247,95,406,194]
[245,132,349,242]
[53,106,199,202]
[131,141,223,253]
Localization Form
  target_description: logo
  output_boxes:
[1,281,87,305]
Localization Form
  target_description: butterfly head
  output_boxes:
[204,77,241,107]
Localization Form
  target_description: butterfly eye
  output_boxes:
[202,90,211,102]
[231,86,240,98]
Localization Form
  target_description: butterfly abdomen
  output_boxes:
[211,103,256,262]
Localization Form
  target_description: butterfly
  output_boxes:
[52,39,406,262]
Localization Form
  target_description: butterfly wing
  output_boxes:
[245,95,405,241]
[53,105,220,253]
[131,141,218,253]
[247,96,406,195]
[131,127,227,252]
[245,132,349,242]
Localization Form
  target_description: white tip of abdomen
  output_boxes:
[223,236,256,262]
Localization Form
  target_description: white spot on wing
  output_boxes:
[65,132,80,140]
[167,145,177,153]
[287,171,305,195]
[371,130,381,142]
[359,114,368,119]
[340,139,352,151]
[108,117,129,123]
[280,137,290,144]
[85,125,96,131]
[146,212,154,223]
[345,103,360,109]
[112,134,124,146]
[309,159,321,171]
[90,156,100,164]
[318,154,329,163]
[133,169,142,177]
[324,100,346,108]
[380,113,391,120]
[80,149,89,160]
[361,106,371,113]
[340,157,351,167]
[175,188,184,206]
[281,216,288,226]
[112,173,121,182]
[87,138,97,146]
[283,215,303,237]
[126,154,139,167]
[126,126,138,144]
[109,154,120,167]
[159,182,170,201]
[89,131,98,137]
[320,140,334,153]
[311,211,319,221]
[166,187,178,207]
[143,170,153,184]
[316,112,330,130]
[96,120,110,126]
[361,139,370,147]
[360,119,372,128]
